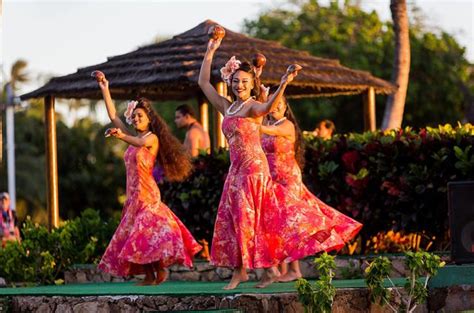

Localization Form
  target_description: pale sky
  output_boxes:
[2,0,473,97]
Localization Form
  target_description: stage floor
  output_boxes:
[0,278,405,296]
[0,264,473,296]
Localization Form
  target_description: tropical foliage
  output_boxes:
[365,251,445,312]
[0,209,119,285]
[243,0,473,131]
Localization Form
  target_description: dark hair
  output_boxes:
[229,61,264,102]
[281,97,305,170]
[317,119,336,133]
[176,104,196,118]
[134,98,192,182]
[265,89,305,170]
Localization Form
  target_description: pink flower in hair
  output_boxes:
[124,100,138,124]
[220,56,241,85]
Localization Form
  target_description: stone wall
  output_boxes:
[6,288,430,313]
[6,286,473,313]
[66,255,435,284]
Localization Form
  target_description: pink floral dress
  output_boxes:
[98,146,202,276]
[211,116,285,269]
[261,134,362,261]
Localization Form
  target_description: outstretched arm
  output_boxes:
[98,78,133,136]
[198,39,230,115]
[251,67,300,117]
[261,120,295,139]
[109,128,158,149]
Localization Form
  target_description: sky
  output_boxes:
[2,0,473,104]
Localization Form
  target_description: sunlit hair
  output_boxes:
[265,91,306,170]
[133,97,192,182]
[229,61,265,102]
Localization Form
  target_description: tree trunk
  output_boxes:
[382,0,411,130]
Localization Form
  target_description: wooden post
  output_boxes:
[214,82,227,149]
[44,96,59,230]
[198,96,209,133]
[363,87,376,131]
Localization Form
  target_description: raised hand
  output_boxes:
[105,128,125,139]
[281,64,302,86]
[98,77,109,91]
[207,38,222,53]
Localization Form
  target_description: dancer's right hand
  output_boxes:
[98,77,109,91]
[207,38,222,53]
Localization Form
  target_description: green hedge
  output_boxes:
[0,209,119,285]
[1,124,472,285]
[162,123,474,250]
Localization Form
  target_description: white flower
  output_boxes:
[124,100,138,124]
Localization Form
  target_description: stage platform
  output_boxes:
[0,265,473,312]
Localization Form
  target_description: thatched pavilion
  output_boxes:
[21,20,396,228]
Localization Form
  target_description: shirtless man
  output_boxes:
[174,104,210,157]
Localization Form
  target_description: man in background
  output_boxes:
[174,104,210,157]
[313,119,335,140]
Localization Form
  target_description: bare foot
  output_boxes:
[277,270,302,282]
[154,269,168,285]
[223,272,249,290]
[255,268,280,288]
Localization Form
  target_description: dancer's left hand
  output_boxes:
[107,127,124,139]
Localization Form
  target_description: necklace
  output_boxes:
[226,97,253,116]
[271,117,287,126]
[139,131,152,138]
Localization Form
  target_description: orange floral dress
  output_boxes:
[211,116,286,269]
[98,146,202,276]
[261,134,362,261]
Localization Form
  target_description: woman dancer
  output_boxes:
[261,95,363,282]
[198,30,300,289]
[96,74,201,285]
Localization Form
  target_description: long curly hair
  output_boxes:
[133,98,192,182]
[265,93,306,170]
[229,61,265,102]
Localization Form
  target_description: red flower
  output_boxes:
[345,174,368,191]
[381,181,401,196]
[342,150,360,173]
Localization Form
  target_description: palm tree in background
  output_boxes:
[382,0,411,130]
[1,59,28,167]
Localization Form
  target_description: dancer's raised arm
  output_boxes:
[198,38,231,115]
[251,65,301,117]
[97,77,132,136]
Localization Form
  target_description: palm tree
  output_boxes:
[1,60,28,166]
[1,59,28,208]
[382,0,411,130]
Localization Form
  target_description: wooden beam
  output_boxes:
[363,87,376,131]
[44,96,59,230]
[214,82,227,149]
[198,95,209,133]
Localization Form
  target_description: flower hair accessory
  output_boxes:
[124,100,138,124]
[220,56,241,85]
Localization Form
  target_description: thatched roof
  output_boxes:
[21,20,396,101]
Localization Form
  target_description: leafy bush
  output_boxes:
[304,123,474,250]
[0,209,118,285]
[160,124,474,252]
[296,252,337,313]
[365,251,445,312]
